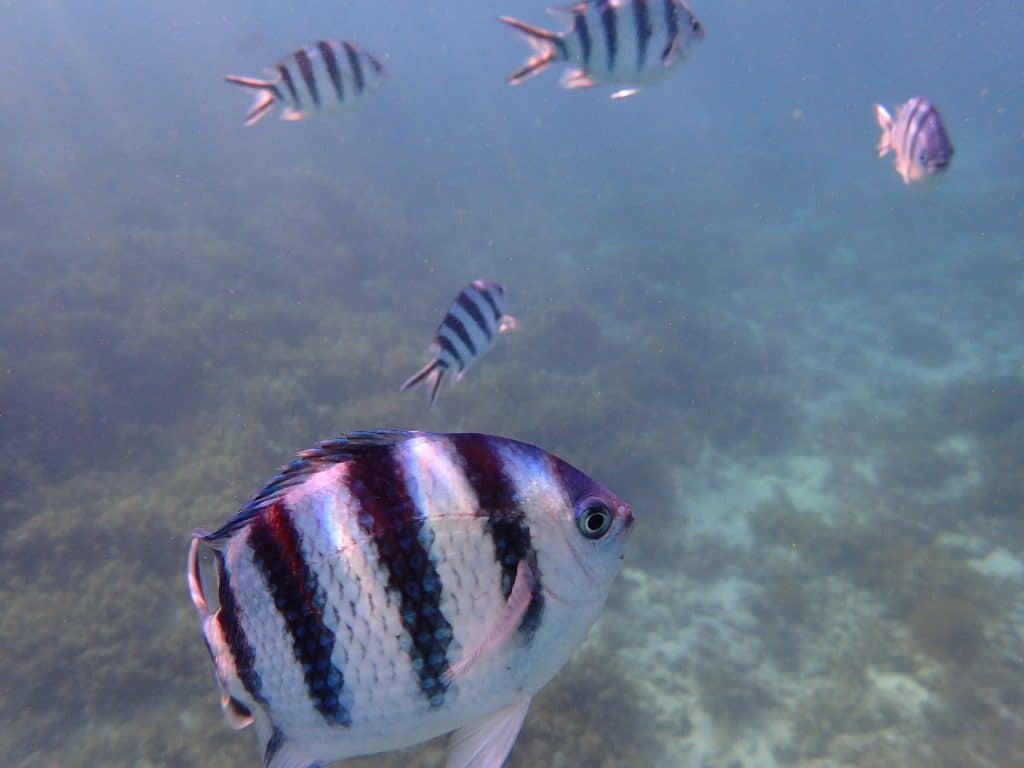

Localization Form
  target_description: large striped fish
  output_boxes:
[401,280,518,407]
[226,40,386,126]
[500,0,704,99]
[875,96,954,185]
[187,430,633,768]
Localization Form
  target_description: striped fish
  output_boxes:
[875,97,954,185]
[225,40,386,126]
[500,0,704,99]
[187,430,633,768]
[401,280,518,407]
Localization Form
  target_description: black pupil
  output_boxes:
[586,508,607,532]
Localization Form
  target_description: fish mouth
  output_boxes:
[620,504,634,530]
[930,149,954,170]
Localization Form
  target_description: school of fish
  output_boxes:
[195,3,960,767]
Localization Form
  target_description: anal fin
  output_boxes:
[445,696,532,768]
[264,727,320,768]
[661,35,681,66]
[559,69,594,90]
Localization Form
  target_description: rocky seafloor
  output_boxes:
[2,164,1022,768]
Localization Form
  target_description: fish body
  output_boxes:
[401,280,517,407]
[500,0,704,98]
[226,40,386,126]
[874,97,954,184]
[188,430,632,768]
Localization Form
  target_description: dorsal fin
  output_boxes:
[204,430,417,543]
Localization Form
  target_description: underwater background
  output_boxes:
[2,0,1023,766]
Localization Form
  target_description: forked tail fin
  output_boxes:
[499,16,565,85]
[187,532,213,621]
[225,75,278,126]
[874,104,894,157]
[401,358,447,407]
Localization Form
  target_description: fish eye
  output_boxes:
[577,501,613,540]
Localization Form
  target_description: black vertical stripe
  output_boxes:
[442,313,477,357]
[293,49,320,108]
[437,334,465,370]
[601,4,618,71]
[450,434,545,640]
[633,0,652,70]
[215,551,267,708]
[347,444,453,707]
[662,0,679,60]
[317,41,345,103]
[248,501,351,726]
[457,291,493,341]
[343,42,365,95]
[278,64,300,107]
[477,286,502,322]
[907,105,932,169]
[575,10,592,69]
[904,99,930,168]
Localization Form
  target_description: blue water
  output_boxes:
[2,1,1022,766]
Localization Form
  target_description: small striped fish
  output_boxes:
[875,97,954,185]
[500,0,704,99]
[226,40,386,126]
[402,280,518,407]
[187,430,633,768]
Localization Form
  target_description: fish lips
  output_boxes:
[931,153,953,171]
[620,503,635,530]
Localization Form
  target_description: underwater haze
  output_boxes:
[2,0,1023,765]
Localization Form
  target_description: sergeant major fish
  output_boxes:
[875,96,954,185]
[401,280,517,407]
[187,430,633,768]
[226,40,386,126]
[500,0,705,99]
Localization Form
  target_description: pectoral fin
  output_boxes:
[611,88,639,100]
[280,108,308,122]
[443,558,535,686]
[445,695,532,768]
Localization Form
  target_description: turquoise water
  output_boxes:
[1,1,1022,766]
